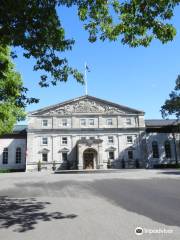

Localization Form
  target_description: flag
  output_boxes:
[85,63,90,72]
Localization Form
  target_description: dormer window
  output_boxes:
[42,119,48,127]
[62,119,68,127]
[107,118,113,126]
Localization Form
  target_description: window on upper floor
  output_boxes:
[81,137,86,141]
[126,118,132,125]
[164,140,171,158]
[62,137,68,145]
[107,118,113,126]
[108,136,114,144]
[80,119,86,126]
[42,137,48,145]
[3,148,8,164]
[42,119,48,127]
[152,141,159,158]
[127,136,133,143]
[62,119,68,127]
[16,147,21,164]
[89,137,95,140]
[89,119,94,126]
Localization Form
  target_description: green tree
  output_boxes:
[161,75,180,119]
[0,0,179,87]
[0,45,36,135]
[0,1,180,134]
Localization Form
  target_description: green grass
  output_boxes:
[0,169,11,173]
[0,169,25,173]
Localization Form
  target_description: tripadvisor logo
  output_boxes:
[135,227,143,235]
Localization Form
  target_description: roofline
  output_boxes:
[29,95,144,115]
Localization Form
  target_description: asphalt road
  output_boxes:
[0,170,180,240]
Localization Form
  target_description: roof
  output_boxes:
[145,119,180,127]
[29,95,144,115]
[0,125,27,138]
[13,125,27,132]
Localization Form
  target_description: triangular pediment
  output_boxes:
[29,95,144,116]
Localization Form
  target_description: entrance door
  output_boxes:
[84,152,94,169]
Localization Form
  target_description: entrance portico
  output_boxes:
[77,138,103,170]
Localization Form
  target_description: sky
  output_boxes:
[14,6,180,123]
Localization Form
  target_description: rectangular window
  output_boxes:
[152,141,159,158]
[62,137,68,145]
[89,137,95,140]
[16,148,21,164]
[127,136,133,143]
[89,119,94,126]
[62,152,68,161]
[62,119,68,127]
[80,119,86,126]
[3,148,8,164]
[42,119,48,127]
[126,118,132,125]
[108,136,114,144]
[42,153,48,162]
[128,150,133,159]
[108,151,114,160]
[107,118,113,126]
[42,137,48,145]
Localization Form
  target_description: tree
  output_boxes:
[0,0,179,87]
[0,1,180,133]
[161,75,180,119]
[0,45,37,135]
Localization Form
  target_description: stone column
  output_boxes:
[98,143,104,169]
[77,144,84,170]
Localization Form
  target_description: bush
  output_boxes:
[0,169,25,173]
[52,161,56,171]
[0,169,11,173]
[37,161,41,172]
[154,163,180,169]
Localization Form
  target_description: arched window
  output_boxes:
[16,148,21,164]
[3,148,8,164]
[164,141,171,158]
[152,141,159,158]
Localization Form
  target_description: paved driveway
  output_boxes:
[0,169,180,240]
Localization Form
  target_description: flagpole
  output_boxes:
[84,62,88,95]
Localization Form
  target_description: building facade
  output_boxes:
[0,95,179,171]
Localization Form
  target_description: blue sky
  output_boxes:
[14,6,180,122]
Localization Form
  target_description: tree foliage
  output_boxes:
[161,75,180,119]
[0,45,37,135]
[0,1,180,134]
[0,0,179,87]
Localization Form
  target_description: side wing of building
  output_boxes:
[145,120,180,168]
[0,126,27,171]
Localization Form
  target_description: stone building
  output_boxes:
[0,95,179,171]
[0,125,27,171]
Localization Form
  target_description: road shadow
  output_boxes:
[0,196,77,232]
[159,171,180,175]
